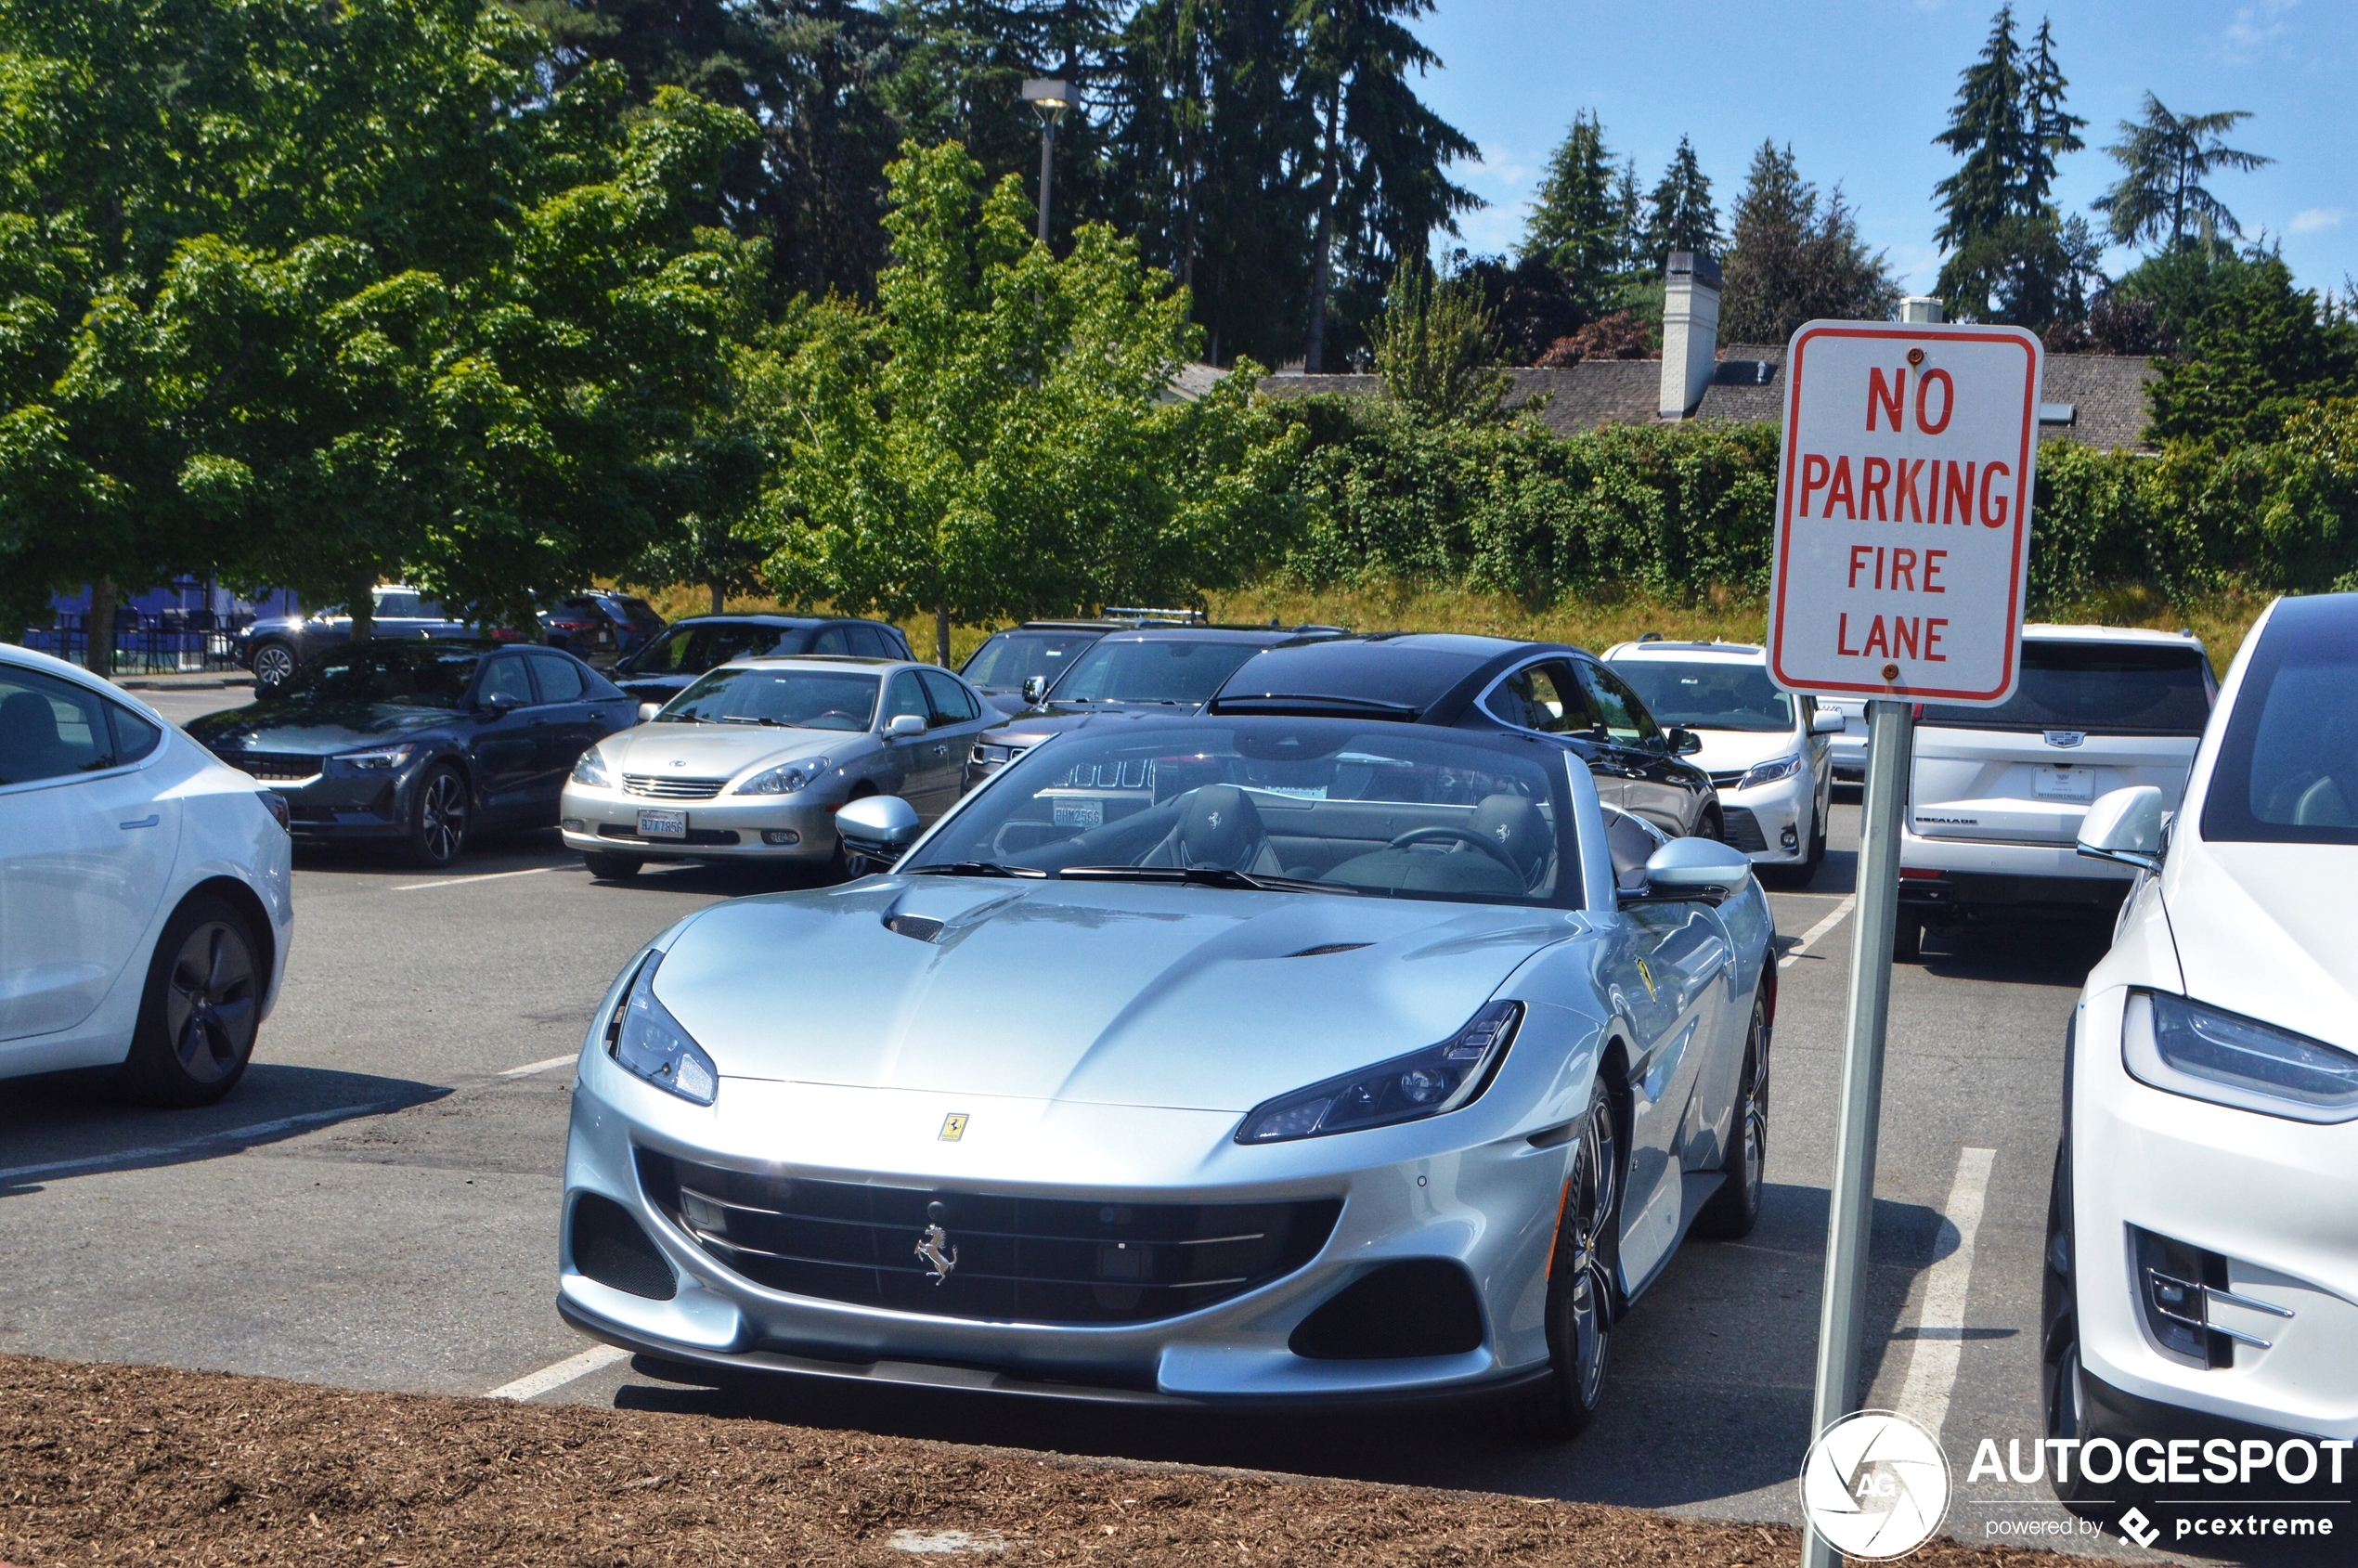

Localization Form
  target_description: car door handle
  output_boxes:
[931,745,946,758]
[120,814,160,830]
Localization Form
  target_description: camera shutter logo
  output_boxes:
[1798,1409,1951,1560]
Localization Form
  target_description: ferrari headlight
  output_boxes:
[570,748,612,787]
[735,757,831,795]
[333,741,416,772]
[606,952,719,1106]
[1737,754,1803,790]
[1236,1001,1522,1144]
[2126,991,2358,1123]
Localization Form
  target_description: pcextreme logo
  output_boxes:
[1799,1410,1952,1560]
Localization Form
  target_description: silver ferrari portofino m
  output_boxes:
[557,716,1775,1434]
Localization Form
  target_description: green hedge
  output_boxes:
[1274,396,2358,606]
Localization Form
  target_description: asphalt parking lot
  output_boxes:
[0,681,2264,1562]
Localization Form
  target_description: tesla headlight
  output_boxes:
[736,756,831,795]
[1236,1001,1522,1144]
[1736,754,1803,790]
[570,748,612,787]
[2125,991,2358,1123]
[333,741,416,772]
[605,952,719,1106]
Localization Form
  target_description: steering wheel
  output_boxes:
[1386,825,1527,878]
[810,708,858,726]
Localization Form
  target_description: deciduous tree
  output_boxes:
[2092,94,2273,253]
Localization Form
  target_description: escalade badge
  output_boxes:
[915,1224,958,1285]
[2043,731,2085,748]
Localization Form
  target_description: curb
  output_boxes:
[112,673,256,692]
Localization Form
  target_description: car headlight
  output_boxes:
[606,952,719,1106]
[735,756,831,795]
[2125,991,2358,1123]
[333,742,416,772]
[974,745,1014,765]
[1736,754,1803,790]
[1236,1001,1522,1144]
[570,749,612,787]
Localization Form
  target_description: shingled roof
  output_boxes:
[1254,344,2160,452]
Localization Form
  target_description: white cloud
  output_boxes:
[2221,0,2298,61]
[2289,207,2347,234]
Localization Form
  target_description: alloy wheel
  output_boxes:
[253,643,295,688]
[419,771,468,863]
[164,920,259,1085]
[1564,1096,1619,1405]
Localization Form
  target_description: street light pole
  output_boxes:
[1020,78,1070,246]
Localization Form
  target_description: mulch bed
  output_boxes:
[0,1354,2084,1567]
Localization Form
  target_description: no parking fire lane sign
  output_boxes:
[1767,321,2042,706]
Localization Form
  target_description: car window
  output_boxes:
[1918,641,2213,735]
[2201,601,2358,845]
[0,666,118,784]
[810,626,852,655]
[273,643,484,707]
[962,628,1103,691]
[1577,661,1659,745]
[1483,661,1588,734]
[373,590,421,618]
[529,652,589,702]
[479,657,535,706]
[877,625,913,658]
[109,704,163,765]
[662,667,880,730]
[884,670,930,726]
[1609,659,1794,733]
[908,720,1578,908]
[917,668,980,725]
[1050,638,1263,705]
[616,597,666,631]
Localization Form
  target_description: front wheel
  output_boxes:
[1693,993,1768,1240]
[582,851,641,881]
[251,641,297,692]
[407,765,470,868]
[1502,1081,1622,1442]
[118,897,265,1107]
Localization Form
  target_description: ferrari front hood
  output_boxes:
[651,878,1579,1112]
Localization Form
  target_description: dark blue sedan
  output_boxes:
[187,641,638,866]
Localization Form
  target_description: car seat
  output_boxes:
[1142,784,1287,875]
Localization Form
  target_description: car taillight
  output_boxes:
[256,790,291,832]
[489,628,525,641]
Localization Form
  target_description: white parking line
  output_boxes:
[394,865,556,892]
[1894,1147,1999,1440]
[487,1344,632,1401]
[499,1054,580,1079]
[0,1101,408,1186]
[1779,894,1857,968]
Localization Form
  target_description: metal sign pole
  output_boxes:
[1800,696,1914,1568]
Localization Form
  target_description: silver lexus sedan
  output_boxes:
[556,715,1775,1433]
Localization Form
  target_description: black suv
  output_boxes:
[964,624,1347,790]
[1208,633,1722,841]
[539,591,667,668]
[610,615,914,706]
[959,610,1213,714]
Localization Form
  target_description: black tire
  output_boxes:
[117,896,265,1107]
[1693,991,1768,1240]
[1696,806,1724,841]
[1501,1080,1622,1442]
[1893,912,1924,961]
[582,851,641,881]
[1807,800,1828,866]
[2041,1136,2110,1510]
[251,640,298,692]
[407,764,470,868]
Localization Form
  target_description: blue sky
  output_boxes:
[1409,1,2357,299]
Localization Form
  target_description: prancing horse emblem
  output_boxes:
[915,1223,958,1285]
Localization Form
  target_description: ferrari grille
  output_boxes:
[622,773,728,799]
[636,1151,1339,1325]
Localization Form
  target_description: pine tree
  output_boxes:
[1719,141,1900,343]
[1932,5,2027,260]
[1641,136,1717,266]
[2019,16,2085,211]
[1610,157,1647,274]
[1520,111,1620,317]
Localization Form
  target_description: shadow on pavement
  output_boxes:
[0,1063,447,1195]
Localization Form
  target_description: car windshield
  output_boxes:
[623,622,784,677]
[1049,639,1263,705]
[911,721,1577,906]
[1917,641,2212,734]
[1611,659,1793,732]
[2201,597,2358,845]
[961,628,1103,691]
[661,667,879,730]
[273,643,484,707]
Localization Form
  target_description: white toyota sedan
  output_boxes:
[0,643,294,1103]
[1602,640,1839,887]
[2045,592,2358,1504]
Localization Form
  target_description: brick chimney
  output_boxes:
[1658,252,1722,419]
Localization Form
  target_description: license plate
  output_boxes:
[638,809,687,838]
[1053,797,1104,829]
[2033,768,2093,801]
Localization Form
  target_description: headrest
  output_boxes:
[0,690,59,748]
[1176,784,1264,869]
[1471,793,1552,878]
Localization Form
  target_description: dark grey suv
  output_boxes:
[609,615,914,706]
[233,586,476,693]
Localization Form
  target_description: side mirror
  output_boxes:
[1667,726,1704,757]
[836,795,921,861]
[1626,836,1754,905]
[636,702,661,723]
[2078,785,2165,872]
[477,690,521,717]
[1021,674,1050,704]
[887,712,927,738]
[1811,709,1846,735]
